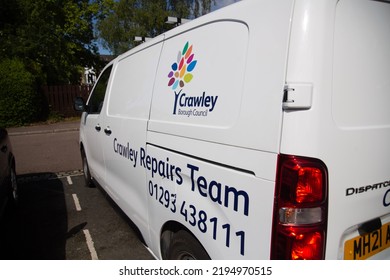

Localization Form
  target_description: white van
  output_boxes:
[75,0,390,260]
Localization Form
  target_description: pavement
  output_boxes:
[7,120,83,175]
[7,120,81,136]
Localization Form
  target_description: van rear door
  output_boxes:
[280,0,390,259]
[331,0,390,260]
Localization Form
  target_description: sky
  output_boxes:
[97,0,242,55]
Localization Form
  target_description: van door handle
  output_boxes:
[104,127,112,135]
[95,125,101,132]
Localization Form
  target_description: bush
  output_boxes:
[0,58,47,127]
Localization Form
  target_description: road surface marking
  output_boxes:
[67,176,73,185]
[83,229,99,260]
[72,193,82,211]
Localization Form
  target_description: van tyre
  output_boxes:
[167,230,210,260]
[82,151,94,188]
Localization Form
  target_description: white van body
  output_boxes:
[77,0,390,259]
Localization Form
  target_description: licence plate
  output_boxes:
[344,222,390,260]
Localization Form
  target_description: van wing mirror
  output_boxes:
[74,97,86,112]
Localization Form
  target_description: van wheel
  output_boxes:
[166,230,210,260]
[82,152,94,188]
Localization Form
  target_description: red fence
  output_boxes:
[42,85,92,118]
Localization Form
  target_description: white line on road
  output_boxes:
[67,176,73,185]
[83,229,99,260]
[72,193,82,211]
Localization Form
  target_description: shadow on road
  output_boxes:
[0,173,69,260]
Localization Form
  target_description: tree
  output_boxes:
[97,0,168,55]
[97,0,216,56]
[0,0,102,85]
[169,0,215,17]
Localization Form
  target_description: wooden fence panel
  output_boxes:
[42,85,92,118]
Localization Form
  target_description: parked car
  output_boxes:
[0,128,17,218]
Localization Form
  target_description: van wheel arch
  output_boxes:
[160,221,210,260]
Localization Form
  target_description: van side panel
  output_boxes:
[149,0,293,154]
[147,0,294,259]
[145,144,275,259]
[150,21,248,137]
[101,41,164,244]
[82,65,114,185]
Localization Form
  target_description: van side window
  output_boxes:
[87,65,112,114]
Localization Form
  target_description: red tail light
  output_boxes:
[271,154,328,260]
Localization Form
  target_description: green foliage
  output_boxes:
[97,0,216,56]
[0,0,102,85]
[0,0,106,125]
[0,58,47,127]
[0,0,227,125]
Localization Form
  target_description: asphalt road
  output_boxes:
[7,121,82,175]
[1,121,154,260]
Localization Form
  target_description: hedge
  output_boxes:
[0,58,47,127]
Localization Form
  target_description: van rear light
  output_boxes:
[271,154,328,260]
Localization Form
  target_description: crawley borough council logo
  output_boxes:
[167,41,197,90]
[167,42,218,117]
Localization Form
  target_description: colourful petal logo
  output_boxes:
[167,42,197,90]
